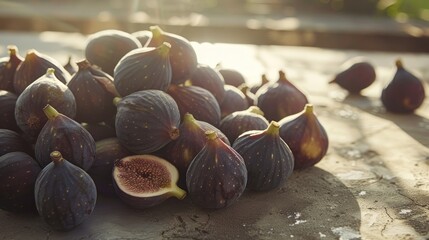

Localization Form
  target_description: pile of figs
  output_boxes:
[0,26,425,232]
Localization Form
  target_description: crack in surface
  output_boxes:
[381,207,394,237]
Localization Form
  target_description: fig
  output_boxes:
[0,151,41,213]
[114,42,172,97]
[85,29,142,76]
[82,122,117,141]
[0,45,23,93]
[156,113,230,188]
[114,90,180,154]
[186,131,247,209]
[67,59,119,123]
[279,104,329,170]
[0,129,33,157]
[329,57,376,93]
[149,25,197,84]
[14,68,76,142]
[256,70,308,121]
[250,74,269,94]
[232,121,294,191]
[381,59,426,113]
[112,154,186,208]
[219,106,269,144]
[13,49,71,94]
[63,55,77,75]
[132,30,152,47]
[238,83,256,106]
[220,85,249,119]
[88,138,131,196]
[34,151,97,231]
[189,64,225,104]
[167,84,221,127]
[35,104,96,171]
[218,67,246,88]
[0,90,19,131]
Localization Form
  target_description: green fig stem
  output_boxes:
[395,59,403,69]
[46,68,55,76]
[150,25,163,38]
[205,130,217,140]
[304,104,314,115]
[50,151,64,165]
[183,112,196,123]
[113,97,122,106]
[266,121,280,135]
[247,106,264,116]
[157,42,171,58]
[170,185,187,200]
[43,104,60,120]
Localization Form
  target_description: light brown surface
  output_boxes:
[0,32,428,240]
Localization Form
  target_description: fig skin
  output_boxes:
[63,55,77,75]
[13,49,71,94]
[88,137,131,196]
[329,58,376,94]
[0,129,33,157]
[81,122,117,142]
[67,59,119,124]
[0,151,41,213]
[112,154,186,209]
[219,106,269,144]
[381,59,426,113]
[256,70,308,121]
[0,45,23,93]
[238,83,256,106]
[0,90,20,131]
[114,42,172,97]
[186,131,247,209]
[250,74,270,94]
[14,68,76,142]
[114,90,181,154]
[189,64,226,104]
[35,104,96,171]
[34,151,97,231]
[84,29,142,76]
[279,104,329,170]
[167,84,221,127]
[220,85,249,119]
[218,67,246,88]
[232,121,294,191]
[149,25,198,84]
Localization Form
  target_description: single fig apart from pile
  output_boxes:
[85,29,142,76]
[0,90,20,131]
[114,90,180,154]
[112,154,186,208]
[329,57,376,94]
[256,70,308,121]
[232,121,294,191]
[0,151,41,213]
[0,45,23,93]
[34,151,97,231]
[35,104,96,171]
[114,42,172,97]
[381,59,425,113]
[186,131,247,209]
[279,104,329,170]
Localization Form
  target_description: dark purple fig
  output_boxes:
[0,151,41,213]
[67,59,119,123]
[220,85,249,119]
[88,138,131,196]
[250,74,269,94]
[82,122,116,141]
[0,45,23,93]
[186,131,247,209]
[114,42,172,97]
[279,104,329,170]
[132,30,153,47]
[256,70,308,121]
[218,67,246,88]
[156,113,230,189]
[35,104,95,171]
[35,151,97,231]
[167,84,221,127]
[112,154,186,208]
[114,90,180,154]
[232,121,294,191]
[63,55,77,75]
[329,57,376,94]
[15,68,76,142]
[381,59,426,113]
[189,64,225,103]
[219,106,269,144]
[13,49,71,94]
[238,83,256,106]
[0,90,19,131]
[149,25,198,84]
[0,129,33,157]
[85,29,142,76]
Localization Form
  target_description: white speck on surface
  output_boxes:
[399,209,412,215]
[358,191,366,196]
[331,226,361,240]
[336,170,373,181]
[319,232,327,238]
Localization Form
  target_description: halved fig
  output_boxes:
[112,154,186,208]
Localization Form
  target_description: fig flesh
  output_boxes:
[329,58,376,94]
[112,154,186,208]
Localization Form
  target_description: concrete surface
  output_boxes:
[0,31,429,239]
